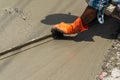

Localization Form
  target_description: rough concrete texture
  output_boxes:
[98,40,120,80]
[0,0,120,80]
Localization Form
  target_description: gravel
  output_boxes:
[97,40,120,80]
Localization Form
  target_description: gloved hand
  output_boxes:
[51,17,88,35]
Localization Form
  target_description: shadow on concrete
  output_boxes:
[41,13,78,25]
[70,17,120,42]
[41,14,120,42]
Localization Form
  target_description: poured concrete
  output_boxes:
[0,0,87,53]
[0,0,120,80]
[0,37,113,80]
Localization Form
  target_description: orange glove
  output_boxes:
[52,17,88,34]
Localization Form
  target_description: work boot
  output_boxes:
[52,17,88,34]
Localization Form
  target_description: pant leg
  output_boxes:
[85,0,110,10]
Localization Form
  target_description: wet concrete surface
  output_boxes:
[0,37,113,80]
[0,0,120,80]
[0,0,86,53]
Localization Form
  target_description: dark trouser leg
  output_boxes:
[81,6,97,26]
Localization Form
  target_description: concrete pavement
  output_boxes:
[0,0,120,80]
[0,0,87,53]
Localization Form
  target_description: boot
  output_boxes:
[52,17,88,34]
